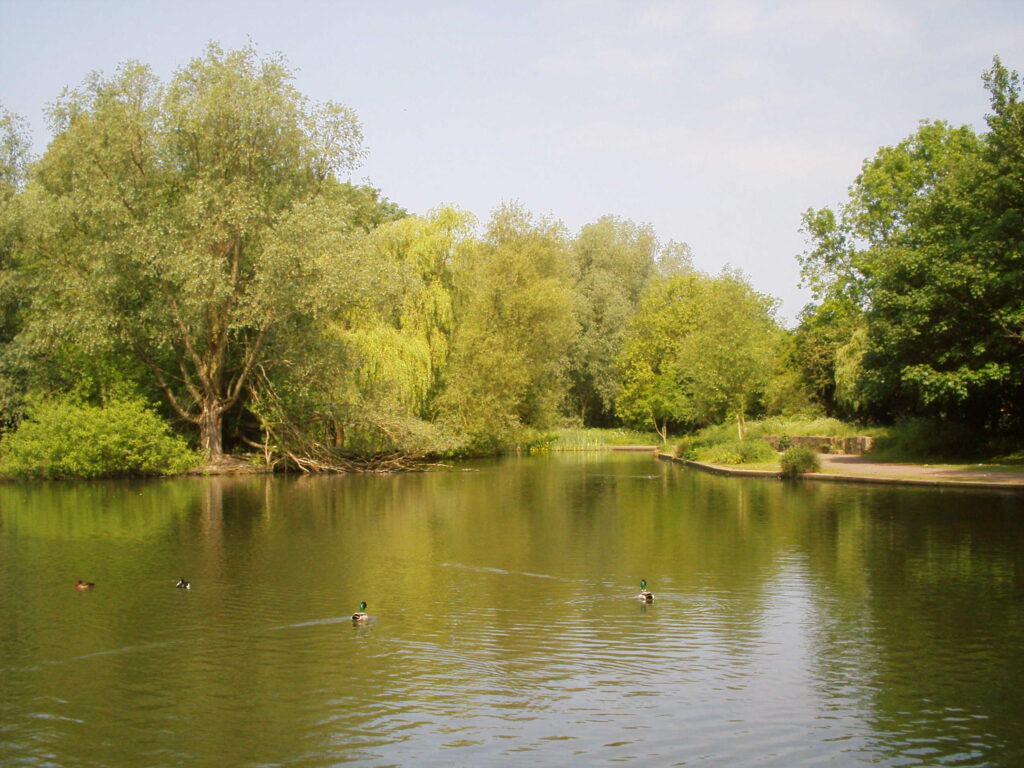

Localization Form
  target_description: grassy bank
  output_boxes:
[547,427,662,451]
[673,417,1023,469]
[671,417,866,467]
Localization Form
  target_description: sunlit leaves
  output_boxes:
[615,270,780,440]
[569,215,665,424]
[441,203,575,448]
[19,44,365,458]
[795,58,1024,431]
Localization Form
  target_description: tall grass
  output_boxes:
[549,428,662,451]
[694,439,776,465]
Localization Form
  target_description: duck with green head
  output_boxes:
[352,601,369,622]
[637,579,653,602]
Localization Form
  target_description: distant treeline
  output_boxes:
[0,45,1020,476]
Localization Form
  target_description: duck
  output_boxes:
[352,601,369,622]
[176,578,190,590]
[74,580,95,590]
[636,579,654,602]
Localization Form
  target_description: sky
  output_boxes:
[2,0,1022,324]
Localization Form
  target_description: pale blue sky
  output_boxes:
[2,1,1022,323]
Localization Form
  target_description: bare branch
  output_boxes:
[166,295,210,391]
[222,324,269,412]
[130,341,200,424]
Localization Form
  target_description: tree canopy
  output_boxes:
[18,44,367,461]
[3,45,1022,475]
[441,203,576,450]
[797,57,1024,435]
[615,268,781,441]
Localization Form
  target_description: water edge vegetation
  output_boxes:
[1,45,1022,478]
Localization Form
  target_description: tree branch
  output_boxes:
[130,341,200,424]
[222,324,269,412]
[166,295,210,392]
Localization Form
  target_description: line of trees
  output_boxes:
[0,45,1020,475]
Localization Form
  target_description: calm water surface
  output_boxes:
[1,453,1022,766]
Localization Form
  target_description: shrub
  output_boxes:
[674,438,697,460]
[780,446,820,477]
[870,418,986,460]
[0,397,198,479]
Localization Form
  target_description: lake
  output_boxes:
[1,452,1022,766]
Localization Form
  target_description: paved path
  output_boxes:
[660,452,1024,490]
[817,455,1024,484]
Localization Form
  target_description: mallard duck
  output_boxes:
[352,601,369,622]
[636,579,654,602]
[74,580,95,590]
[176,578,190,590]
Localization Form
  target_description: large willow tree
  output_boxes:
[251,206,474,466]
[21,44,365,461]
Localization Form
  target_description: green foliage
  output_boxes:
[680,414,1022,465]
[674,416,881,465]
[568,216,662,424]
[796,58,1024,435]
[676,270,781,439]
[697,438,776,466]
[0,397,197,479]
[19,43,367,460]
[615,269,782,441]
[245,203,474,465]
[337,182,407,232]
[673,438,697,460]
[549,427,661,450]
[0,106,33,415]
[721,416,879,441]
[0,105,31,200]
[519,430,560,455]
[440,203,576,451]
[614,272,701,438]
[762,331,822,419]
[780,446,820,477]
[868,417,1008,461]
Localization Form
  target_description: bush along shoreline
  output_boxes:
[0,398,199,480]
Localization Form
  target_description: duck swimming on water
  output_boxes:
[176,578,190,590]
[352,601,369,622]
[74,580,95,590]
[636,579,654,602]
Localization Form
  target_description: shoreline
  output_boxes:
[656,452,1024,492]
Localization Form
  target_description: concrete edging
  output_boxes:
[655,453,1024,492]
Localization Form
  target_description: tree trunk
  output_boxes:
[735,407,746,441]
[653,416,667,444]
[199,402,224,462]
